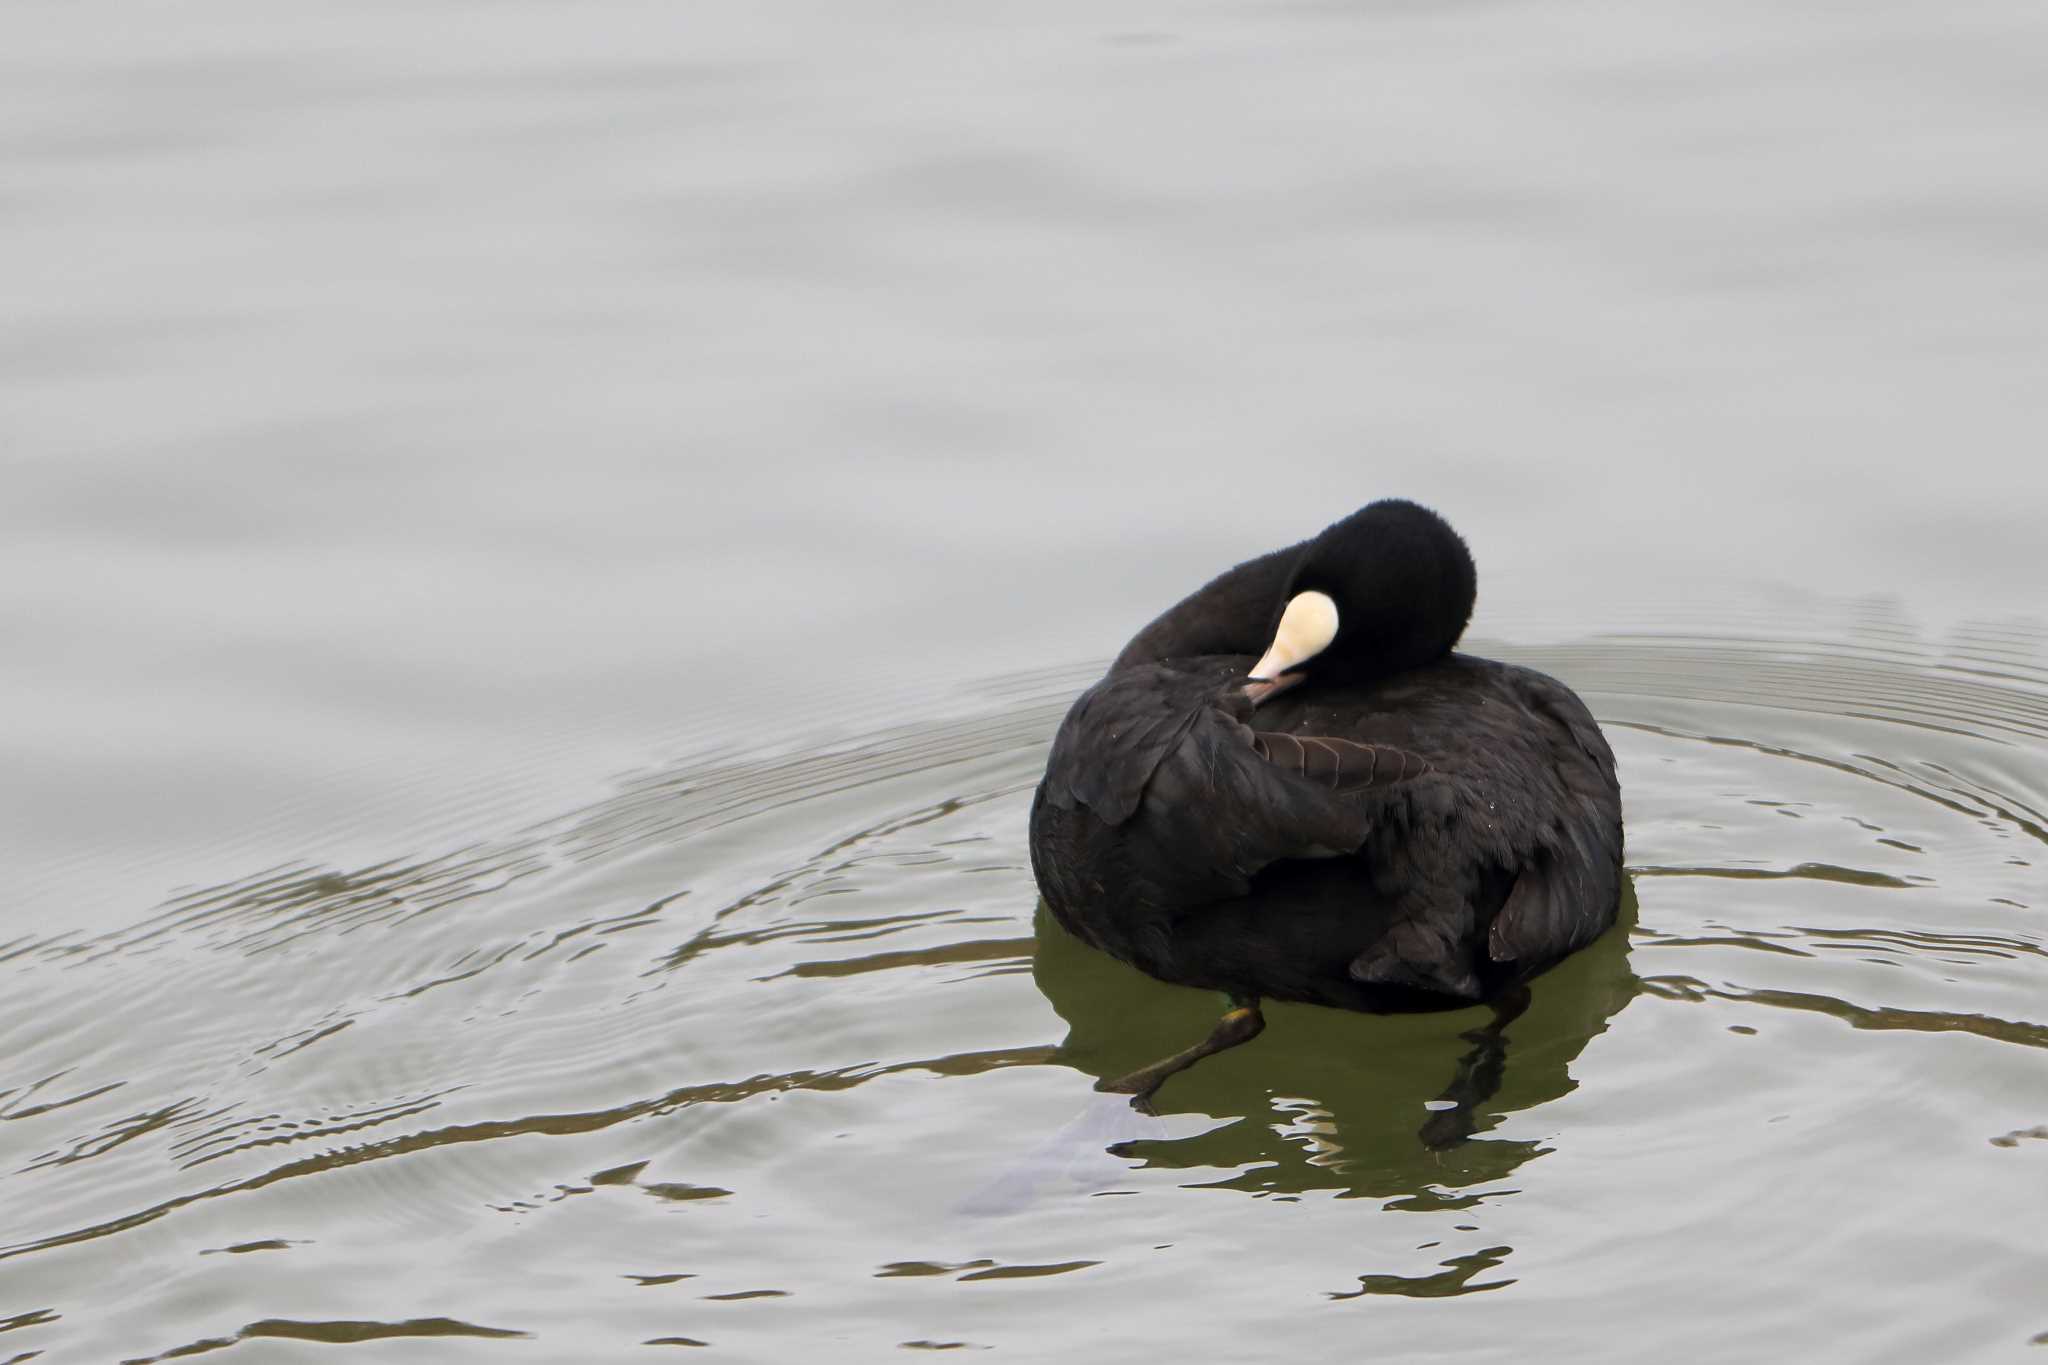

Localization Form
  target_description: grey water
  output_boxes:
[4,1,2048,1360]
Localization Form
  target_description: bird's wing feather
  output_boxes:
[1486,671,1623,966]
[1039,668,1207,826]
[1246,730,1432,794]
[1348,916,1485,1001]
[1487,819,1620,966]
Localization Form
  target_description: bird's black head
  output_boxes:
[1247,499,1476,692]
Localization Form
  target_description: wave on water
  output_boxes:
[3,611,2045,1357]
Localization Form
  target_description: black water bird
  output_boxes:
[1029,499,1623,1110]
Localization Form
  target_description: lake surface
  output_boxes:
[4,1,2047,1361]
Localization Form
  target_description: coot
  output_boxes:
[1029,499,1623,1107]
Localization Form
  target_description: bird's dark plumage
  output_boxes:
[1029,499,1623,1018]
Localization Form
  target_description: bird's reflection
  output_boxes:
[1028,879,1639,1202]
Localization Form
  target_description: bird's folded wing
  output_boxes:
[1246,730,1432,794]
[1486,819,1621,967]
[1348,916,1484,1001]
[1040,668,1210,825]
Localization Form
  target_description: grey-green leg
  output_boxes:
[1097,996,1265,1113]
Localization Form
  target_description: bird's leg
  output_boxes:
[1418,983,1532,1151]
[1097,995,1265,1113]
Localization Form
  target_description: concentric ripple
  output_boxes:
[3,620,2045,1361]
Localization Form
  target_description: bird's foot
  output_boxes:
[1096,1003,1265,1112]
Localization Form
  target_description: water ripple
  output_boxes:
[5,620,2047,1359]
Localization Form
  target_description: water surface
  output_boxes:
[6,622,2048,1360]
[5,1,2048,1360]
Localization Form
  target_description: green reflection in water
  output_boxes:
[1029,880,1641,1204]
[1327,1244,1516,1299]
